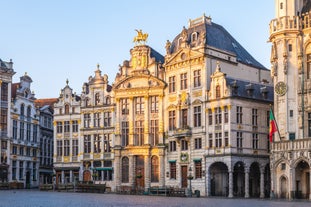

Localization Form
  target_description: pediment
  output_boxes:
[164,48,204,66]
[192,99,203,105]
[113,74,166,90]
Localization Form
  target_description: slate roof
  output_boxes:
[34,98,58,109]
[226,77,273,102]
[150,47,164,64]
[170,19,267,70]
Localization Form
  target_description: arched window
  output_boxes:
[27,106,31,117]
[178,37,183,47]
[65,104,69,114]
[20,104,25,116]
[122,157,129,183]
[85,98,89,106]
[151,156,159,182]
[216,85,221,99]
[191,32,198,42]
[106,96,111,105]
[95,93,100,105]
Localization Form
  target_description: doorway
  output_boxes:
[181,166,188,188]
[136,156,145,189]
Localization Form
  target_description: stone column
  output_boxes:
[289,167,295,199]
[159,153,165,187]
[61,170,65,184]
[145,155,151,191]
[70,170,73,183]
[260,167,265,198]
[206,164,210,197]
[129,155,134,188]
[245,168,249,198]
[228,171,233,198]
[114,149,121,190]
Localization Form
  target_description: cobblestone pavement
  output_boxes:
[0,190,310,207]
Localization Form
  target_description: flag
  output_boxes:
[269,109,277,142]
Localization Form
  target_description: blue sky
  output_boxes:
[0,0,274,98]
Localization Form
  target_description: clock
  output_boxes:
[275,81,287,96]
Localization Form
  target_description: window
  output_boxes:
[84,135,91,153]
[19,147,24,156]
[94,134,101,153]
[121,121,129,146]
[103,161,113,181]
[32,149,37,157]
[20,104,25,116]
[180,73,187,90]
[308,113,311,137]
[135,97,144,115]
[1,82,8,101]
[64,121,70,133]
[57,140,62,156]
[32,163,37,181]
[215,107,222,125]
[215,132,222,148]
[169,76,176,93]
[224,106,228,123]
[56,122,63,133]
[84,113,91,128]
[93,112,100,127]
[191,32,197,42]
[181,109,188,128]
[19,161,24,180]
[237,132,243,149]
[0,108,7,134]
[150,96,159,113]
[121,98,129,115]
[236,106,243,124]
[26,123,31,141]
[224,132,229,147]
[150,120,159,146]
[280,2,283,9]
[65,104,69,114]
[64,140,70,156]
[194,138,202,149]
[122,157,129,183]
[181,140,188,151]
[209,133,213,147]
[252,108,258,126]
[289,44,292,52]
[169,141,176,152]
[20,122,24,140]
[194,106,201,127]
[290,110,293,117]
[13,120,17,139]
[95,93,100,105]
[72,140,79,156]
[169,110,176,130]
[252,133,258,149]
[72,120,79,132]
[151,156,159,182]
[104,112,111,127]
[194,69,201,87]
[12,160,16,180]
[27,106,31,117]
[307,54,311,79]
[106,96,111,105]
[208,109,213,125]
[216,85,220,98]
[194,160,202,179]
[85,98,89,106]
[26,147,31,156]
[134,120,144,146]
[266,111,270,127]
[12,145,17,154]
[170,162,176,179]
[103,134,111,152]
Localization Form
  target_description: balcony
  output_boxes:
[173,126,192,138]
[272,139,311,152]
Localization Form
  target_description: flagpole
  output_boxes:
[270,104,281,140]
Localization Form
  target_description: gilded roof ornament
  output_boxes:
[133,29,148,45]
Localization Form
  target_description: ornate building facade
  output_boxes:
[10,73,40,188]
[164,15,273,197]
[0,59,15,183]
[269,0,311,199]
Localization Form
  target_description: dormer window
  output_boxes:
[216,85,221,99]
[27,106,31,117]
[191,32,198,42]
[95,93,100,105]
[65,104,69,114]
[20,104,25,116]
[85,98,89,106]
[106,96,111,105]
[178,37,183,47]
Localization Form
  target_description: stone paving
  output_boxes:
[0,190,310,207]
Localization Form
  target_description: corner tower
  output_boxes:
[269,0,311,200]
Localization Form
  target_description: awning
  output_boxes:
[54,167,80,171]
[193,158,202,162]
[168,160,176,163]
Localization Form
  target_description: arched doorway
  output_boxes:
[295,160,310,199]
[264,164,271,198]
[249,162,260,198]
[209,162,228,196]
[83,170,91,182]
[280,176,288,199]
[233,161,245,197]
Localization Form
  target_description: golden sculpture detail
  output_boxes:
[133,29,148,45]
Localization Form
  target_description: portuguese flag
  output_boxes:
[269,109,277,142]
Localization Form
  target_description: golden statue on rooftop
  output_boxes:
[133,29,148,45]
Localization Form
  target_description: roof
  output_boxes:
[170,16,267,70]
[226,77,273,102]
[11,83,20,99]
[150,47,164,63]
[34,98,58,109]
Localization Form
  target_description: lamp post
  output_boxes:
[188,166,193,197]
